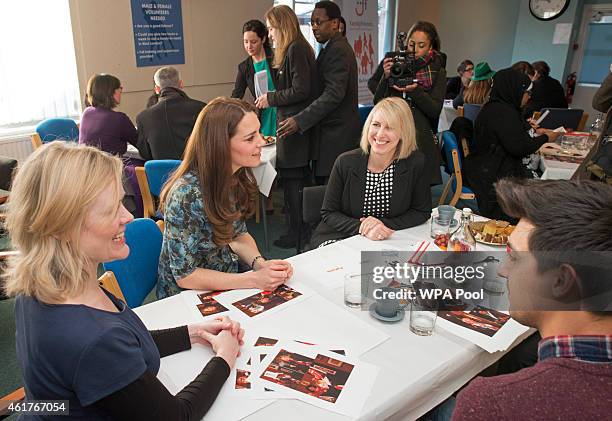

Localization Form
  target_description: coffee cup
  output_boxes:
[437,205,456,223]
[374,287,404,318]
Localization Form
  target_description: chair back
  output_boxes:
[296,185,326,253]
[358,104,374,128]
[302,185,327,224]
[35,118,79,143]
[539,108,584,131]
[102,218,162,308]
[441,131,462,175]
[0,157,17,191]
[145,160,181,196]
[462,103,482,123]
[438,131,475,206]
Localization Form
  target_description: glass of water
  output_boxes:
[409,297,439,336]
[344,273,363,308]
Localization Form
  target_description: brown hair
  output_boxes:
[464,79,493,104]
[511,61,535,78]
[85,74,121,109]
[265,5,313,69]
[408,21,441,52]
[496,178,612,313]
[159,97,258,246]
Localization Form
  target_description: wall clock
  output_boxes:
[529,0,570,21]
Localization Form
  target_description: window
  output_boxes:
[578,14,612,85]
[0,0,81,135]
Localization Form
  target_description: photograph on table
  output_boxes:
[250,341,379,417]
[438,306,510,337]
[196,291,229,317]
[232,285,303,317]
[235,369,251,390]
[259,349,354,403]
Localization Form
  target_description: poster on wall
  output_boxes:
[130,0,185,67]
[339,0,378,104]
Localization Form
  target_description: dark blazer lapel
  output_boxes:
[389,158,412,214]
[349,153,369,217]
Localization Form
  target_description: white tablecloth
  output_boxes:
[438,102,457,133]
[135,213,529,421]
[539,157,579,180]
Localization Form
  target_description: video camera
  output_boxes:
[385,31,417,88]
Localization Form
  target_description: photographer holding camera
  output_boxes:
[368,21,446,186]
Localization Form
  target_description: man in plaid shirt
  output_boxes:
[452,178,612,420]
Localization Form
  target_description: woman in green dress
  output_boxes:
[231,19,277,138]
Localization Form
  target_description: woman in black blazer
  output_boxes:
[231,20,277,137]
[256,5,317,248]
[311,97,432,247]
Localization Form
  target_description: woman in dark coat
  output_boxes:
[311,97,431,248]
[368,21,446,186]
[231,20,277,137]
[255,5,317,248]
[463,68,560,219]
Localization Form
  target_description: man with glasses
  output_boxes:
[277,1,359,184]
[445,59,473,100]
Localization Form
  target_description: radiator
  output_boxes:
[0,135,34,162]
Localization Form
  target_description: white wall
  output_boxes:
[439,0,520,76]
[69,0,273,121]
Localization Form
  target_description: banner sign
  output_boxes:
[342,0,378,104]
[130,0,185,67]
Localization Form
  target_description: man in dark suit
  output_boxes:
[136,67,205,161]
[277,1,360,183]
[523,61,568,118]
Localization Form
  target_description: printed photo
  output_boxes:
[233,285,302,317]
[235,369,251,390]
[196,291,228,317]
[260,349,354,403]
[254,336,279,347]
[438,306,510,337]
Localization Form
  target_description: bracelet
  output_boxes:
[251,255,264,270]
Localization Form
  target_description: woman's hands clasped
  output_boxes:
[188,316,244,368]
[359,216,394,241]
[251,259,293,291]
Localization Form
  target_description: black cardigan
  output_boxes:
[231,50,276,100]
[311,148,432,247]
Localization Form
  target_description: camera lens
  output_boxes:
[390,62,404,77]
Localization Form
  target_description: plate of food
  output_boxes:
[262,135,276,146]
[469,220,514,246]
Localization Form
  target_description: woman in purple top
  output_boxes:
[79,74,138,155]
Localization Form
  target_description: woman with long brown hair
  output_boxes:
[254,5,316,248]
[157,97,293,298]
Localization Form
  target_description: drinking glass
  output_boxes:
[409,297,438,336]
[344,273,363,308]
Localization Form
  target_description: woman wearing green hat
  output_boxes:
[453,62,495,109]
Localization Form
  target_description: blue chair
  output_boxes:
[537,108,584,131]
[462,103,482,124]
[135,159,181,219]
[358,104,374,128]
[101,218,163,308]
[438,131,475,206]
[31,118,79,149]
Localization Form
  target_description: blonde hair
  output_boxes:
[265,5,312,69]
[360,97,417,159]
[4,143,123,303]
[464,79,493,105]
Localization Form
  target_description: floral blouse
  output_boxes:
[156,172,247,298]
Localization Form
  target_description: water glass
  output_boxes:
[409,297,438,336]
[430,216,451,238]
[344,273,363,308]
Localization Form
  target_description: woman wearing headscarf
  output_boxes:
[463,68,560,219]
[368,21,446,186]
